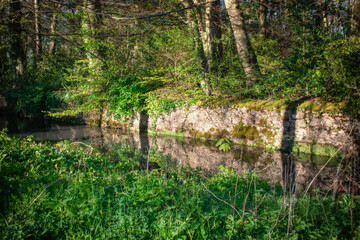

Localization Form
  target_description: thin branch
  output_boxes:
[85,5,197,21]
[71,141,93,150]
[146,145,151,174]
[233,172,240,218]
[303,145,344,196]
[23,179,62,213]
[268,204,286,239]
[202,182,242,217]
[242,176,254,219]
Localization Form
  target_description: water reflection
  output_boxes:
[1,115,340,193]
[280,99,309,194]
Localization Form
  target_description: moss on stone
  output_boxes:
[228,99,346,115]
[203,131,213,140]
[212,128,229,139]
[293,142,343,158]
[195,131,204,139]
[189,129,197,138]
[176,127,186,133]
[88,118,101,127]
[295,151,340,166]
[189,129,207,141]
[258,117,267,127]
[199,97,229,109]
[235,100,288,112]
[233,99,345,114]
[160,129,186,140]
[232,121,259,139]
[298,100,346,114]
[260,128,276,138]
[108,120,127,129]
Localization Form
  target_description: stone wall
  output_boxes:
[84,105,359,156]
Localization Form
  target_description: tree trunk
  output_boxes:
[48,3,60,55]
[224,0,260,86]
[87,0,104,67]
[352,0,360,35]
[88,0,103,32]
[259,0,267,37]
[182,0,223,95]
[34,0,42,69]
[202,0,223,73]
[197,0,223,95]
[268,0,275,36]
[86,0,105,126]
[0,5,7,73]
[323,0,328,29]
[9,0,25,83]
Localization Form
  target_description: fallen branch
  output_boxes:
[71,141,93,154]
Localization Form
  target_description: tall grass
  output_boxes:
[0,130,358,239]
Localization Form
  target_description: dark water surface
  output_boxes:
[0,114,342,193]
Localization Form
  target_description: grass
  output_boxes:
[0,130,359,239]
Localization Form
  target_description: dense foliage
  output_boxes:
[0,0,359,117]
[0,131,359,239]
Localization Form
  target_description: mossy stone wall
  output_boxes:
[83,103,358,157]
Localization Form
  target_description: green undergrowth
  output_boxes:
[0,131,359,239]
[146,83,351,116]
[198,97,348,115]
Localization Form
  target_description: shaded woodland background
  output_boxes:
[0,0,359,118]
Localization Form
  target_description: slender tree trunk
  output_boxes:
[48,15,56,54]
[48,4,60,55]
[352,0,360,35]
[282,0,289,32]
[347,0,352,36]
[224,0,260,86]
[88,0,103,34]
[87,0,104,67]
[86,0,105,126]
[9,0,25,83]
[268,0,275,36]
[34,0,42,69]
[199,0,223,95]
[323,0,329,29]
[203,0,223,73]
[259,0,267,37]
[0,5,7,73]
[182,0,223,95]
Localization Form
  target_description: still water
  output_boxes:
[0,114,341,193]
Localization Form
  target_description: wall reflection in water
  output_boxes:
[100,128,339,194]
[1,116,340,194]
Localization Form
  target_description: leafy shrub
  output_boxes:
[318,37,360,115]
[108,76,150,119]
[4,83,61,116]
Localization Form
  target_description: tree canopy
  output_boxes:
[0,0,359,117]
